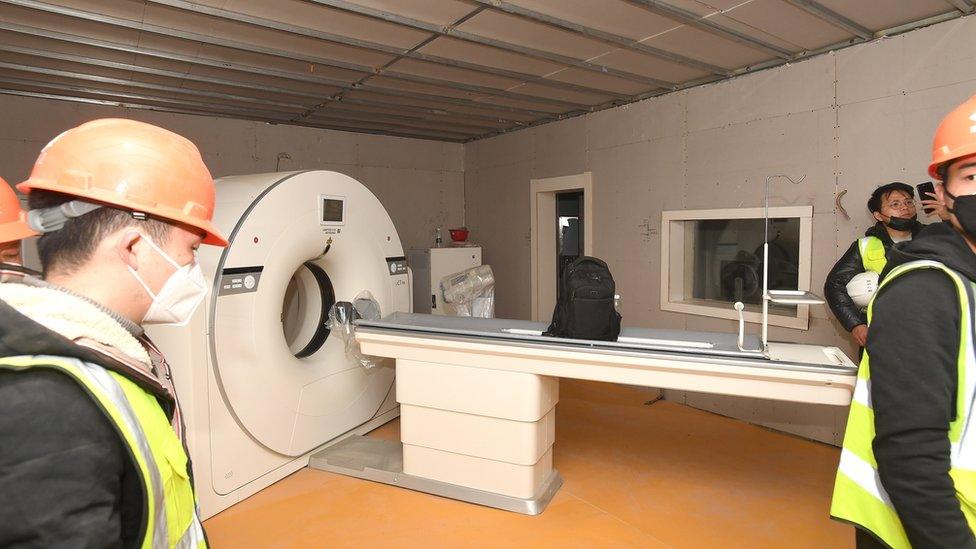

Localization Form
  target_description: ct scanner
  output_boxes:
[147,170,410,519]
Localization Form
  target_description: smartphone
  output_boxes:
[917,181,936,215]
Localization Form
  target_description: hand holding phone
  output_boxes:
[917,181,937,216]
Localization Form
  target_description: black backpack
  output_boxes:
[543,257,622,341]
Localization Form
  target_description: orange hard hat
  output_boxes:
[0,176,37,244]
[17,118,228,246]
[929,94,976,179]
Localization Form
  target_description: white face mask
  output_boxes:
[127,234,207,326]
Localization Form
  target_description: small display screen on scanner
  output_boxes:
[323,198,344,222]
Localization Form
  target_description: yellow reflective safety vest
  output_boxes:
[831,259,976,548]
[858,236,888,274]
[0,355,206,549]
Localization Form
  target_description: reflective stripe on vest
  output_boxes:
[858,236,888,274]
[0,355,206,548]
[830,260,976,548]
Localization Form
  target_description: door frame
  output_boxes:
[530,173,594,321]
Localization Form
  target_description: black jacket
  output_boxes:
[825,221,924,332]
[863,221,976,548]
[0,297,171,547]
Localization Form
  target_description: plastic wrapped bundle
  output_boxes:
[440,265,495,318]
[325,290,385,369]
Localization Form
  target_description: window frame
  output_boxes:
[659,205,814,330]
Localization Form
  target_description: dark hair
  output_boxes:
[867,182,915,213]
[28,190,172,276]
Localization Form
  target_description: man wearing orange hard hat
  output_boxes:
[832,94,976,549]
[0,176,37,274]
[0,118,226,548]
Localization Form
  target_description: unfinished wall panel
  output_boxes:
[464,16,976,445]
[0,92,464,257]
[463,160,535,319]
[686,55,836,133]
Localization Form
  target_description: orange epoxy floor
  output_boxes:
[204,380,852,548]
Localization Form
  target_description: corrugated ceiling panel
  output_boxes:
[703,12,811,53]
[0,4,145,47]
[422,37,660,94]
[665,0,741,15]
[385,58,616,105]
[717,0,854,51]
[218,0,434,49]
[343,90,539,122]
[456,10,617,61]
[185,42,367,83]
[367,75,566,113]
[38,0,150,21]
[303,114,470,139]
[506,0,681,41]
[141,4,399,68]
[341,0,478,26]
[642,25,776,69]
[384,58,530,92]
[0,29,141,65]
[326,101,510,129]
[592,49,712,83]
[817,0,952,30]
[539,68,653,95]
[183,64,345,98]
[0,50,321,108]
[417,37,565,76]
[0,68,307,116]
[315,105,491,134]
[0,0,966,142]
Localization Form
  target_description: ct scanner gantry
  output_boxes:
[147,170,410,519]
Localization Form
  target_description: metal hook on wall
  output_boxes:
[835,189,850,220]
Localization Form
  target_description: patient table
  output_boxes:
[310,313,856,514]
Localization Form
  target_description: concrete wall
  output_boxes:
[464,16,976,445]
[0,94,464,255]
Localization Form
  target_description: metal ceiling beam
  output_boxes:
[466,0,729,76]
[942,0,975,14]
[621,0,793,59]
[0,43,338,102]
[1,0,588,111]
[0,80,469,141]
[146,0,628,101]
[0,42,506,131]
[0,61,314,112]
[468,5,973,143]
[0,19,545,122]
[301,115,474,139]
[306,108,483,136]
[375,70,583,110]
[0,75,302,121]
[333,97,507,128]
[0,63,482,138]
[781,0,873,39]
[302,0,673,89]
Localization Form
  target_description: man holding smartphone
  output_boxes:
[831,94,976,548]
[824,182,924,347]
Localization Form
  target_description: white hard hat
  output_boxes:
[846,271,880,309]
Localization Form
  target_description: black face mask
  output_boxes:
[884,215,916,232]
[945,188,976,237]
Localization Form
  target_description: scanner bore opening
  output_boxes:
[282,261,336,358]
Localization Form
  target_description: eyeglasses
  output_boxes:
[886,199,916,209]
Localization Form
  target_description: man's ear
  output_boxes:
[115,230,143,270]
[872,211,885,223]
[935,181,948,205]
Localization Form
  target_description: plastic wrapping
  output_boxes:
[326,290,384,369]
[439,265,495,318]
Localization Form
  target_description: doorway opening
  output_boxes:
[530,173,593,321]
